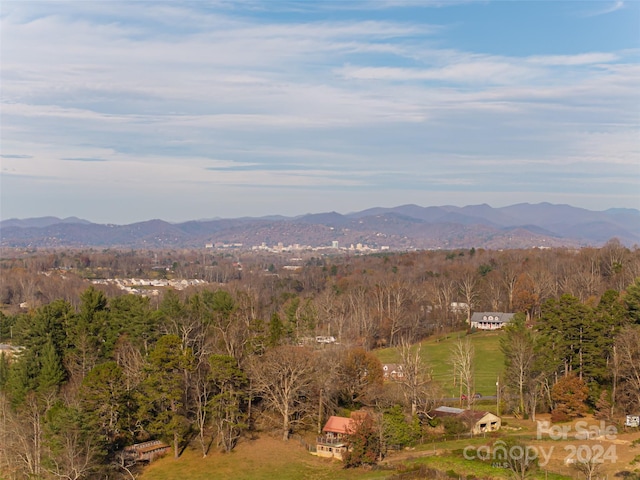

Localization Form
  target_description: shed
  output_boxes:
[123,440,171,463]
[432,406,501,434]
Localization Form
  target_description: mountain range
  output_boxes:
[1,203,639,250]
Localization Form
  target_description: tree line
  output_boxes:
[0,242,638,478]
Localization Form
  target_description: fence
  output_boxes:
[291,433,316,453]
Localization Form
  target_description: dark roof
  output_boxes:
[432,406,495,427]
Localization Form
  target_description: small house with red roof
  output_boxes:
[315,410,369,460]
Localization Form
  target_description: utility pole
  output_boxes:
[318,388,323,434]
[496,376,500,417]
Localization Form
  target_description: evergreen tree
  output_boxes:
[4,353,36,406]
[623,277,640,324]
[37,339,65,394]
[14,300,71,355]
[382,405,420,449]
[268,312,285,347]
[79,361,131,450]
[0,352,10,389]
[138,334,194,459]
[44,402,100,479]
[110,294,159,355]
[538,295,598,382]
[208,354,248,453]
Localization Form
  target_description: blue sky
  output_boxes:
[1,0,639,224]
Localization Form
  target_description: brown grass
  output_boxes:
[139,433,389,480]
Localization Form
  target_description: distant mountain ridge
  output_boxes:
[1,203,638,249]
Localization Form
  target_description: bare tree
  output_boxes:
[114,339,144,393]
[501,317,536,416]
[501,439,538,480]
[572,455,603,480]
[373,279,413,346]
[485,271,504,312]
[347,285,377,348]
[450,337,475,409]
[457,270,480,325]
[249,346,316,441]
[613,325,640,412]
[398,339,437,417]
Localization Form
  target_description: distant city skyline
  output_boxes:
[1,1,639,224]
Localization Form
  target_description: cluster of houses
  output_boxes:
[315,406,502,461]
[91,277,208,296]
[314,310,517,461]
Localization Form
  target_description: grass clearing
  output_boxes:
[403,454,572,480]
[376,330,505,397]
[139,435,389,480]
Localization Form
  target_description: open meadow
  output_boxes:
[376,330,505,398]
[139,434,389,480]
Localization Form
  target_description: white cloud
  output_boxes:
[1,2,638,221]
[581,1,625,17]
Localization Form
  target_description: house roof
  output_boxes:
[322,416,354,434]
[459,410,491,424]
[432,407,498,426]
[383,363,402,371]
[136,443,170,455]
[433,406,465,416]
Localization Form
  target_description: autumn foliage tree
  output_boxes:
[342,413,382,468]
[551,374,589,422]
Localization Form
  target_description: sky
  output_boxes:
[1,0,639,224]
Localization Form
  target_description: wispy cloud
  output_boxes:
[1,1,638,221]
[582,1,625,17]
[61,157,109,162]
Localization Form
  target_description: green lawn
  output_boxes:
[404,454,572,480]
[376,330,505,398]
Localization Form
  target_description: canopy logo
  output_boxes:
[462,421,619,467]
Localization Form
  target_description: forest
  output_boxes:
[0,240,639,479]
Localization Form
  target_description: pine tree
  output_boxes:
[138,335,194,459]
[79,361,131,449]
[208,355,248,453]
[623,277,640,324]
[268,312,285,347]
[37,339,65,393]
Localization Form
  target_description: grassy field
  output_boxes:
[376,330,505,397]
[139,435,389,480]
[137,425,584,480]
[137,414,640,480]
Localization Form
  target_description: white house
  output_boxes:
[382,363,404,381]
[470,312,514,330]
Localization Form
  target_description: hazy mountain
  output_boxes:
[1,203,638,249]
[0,216,92,229]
